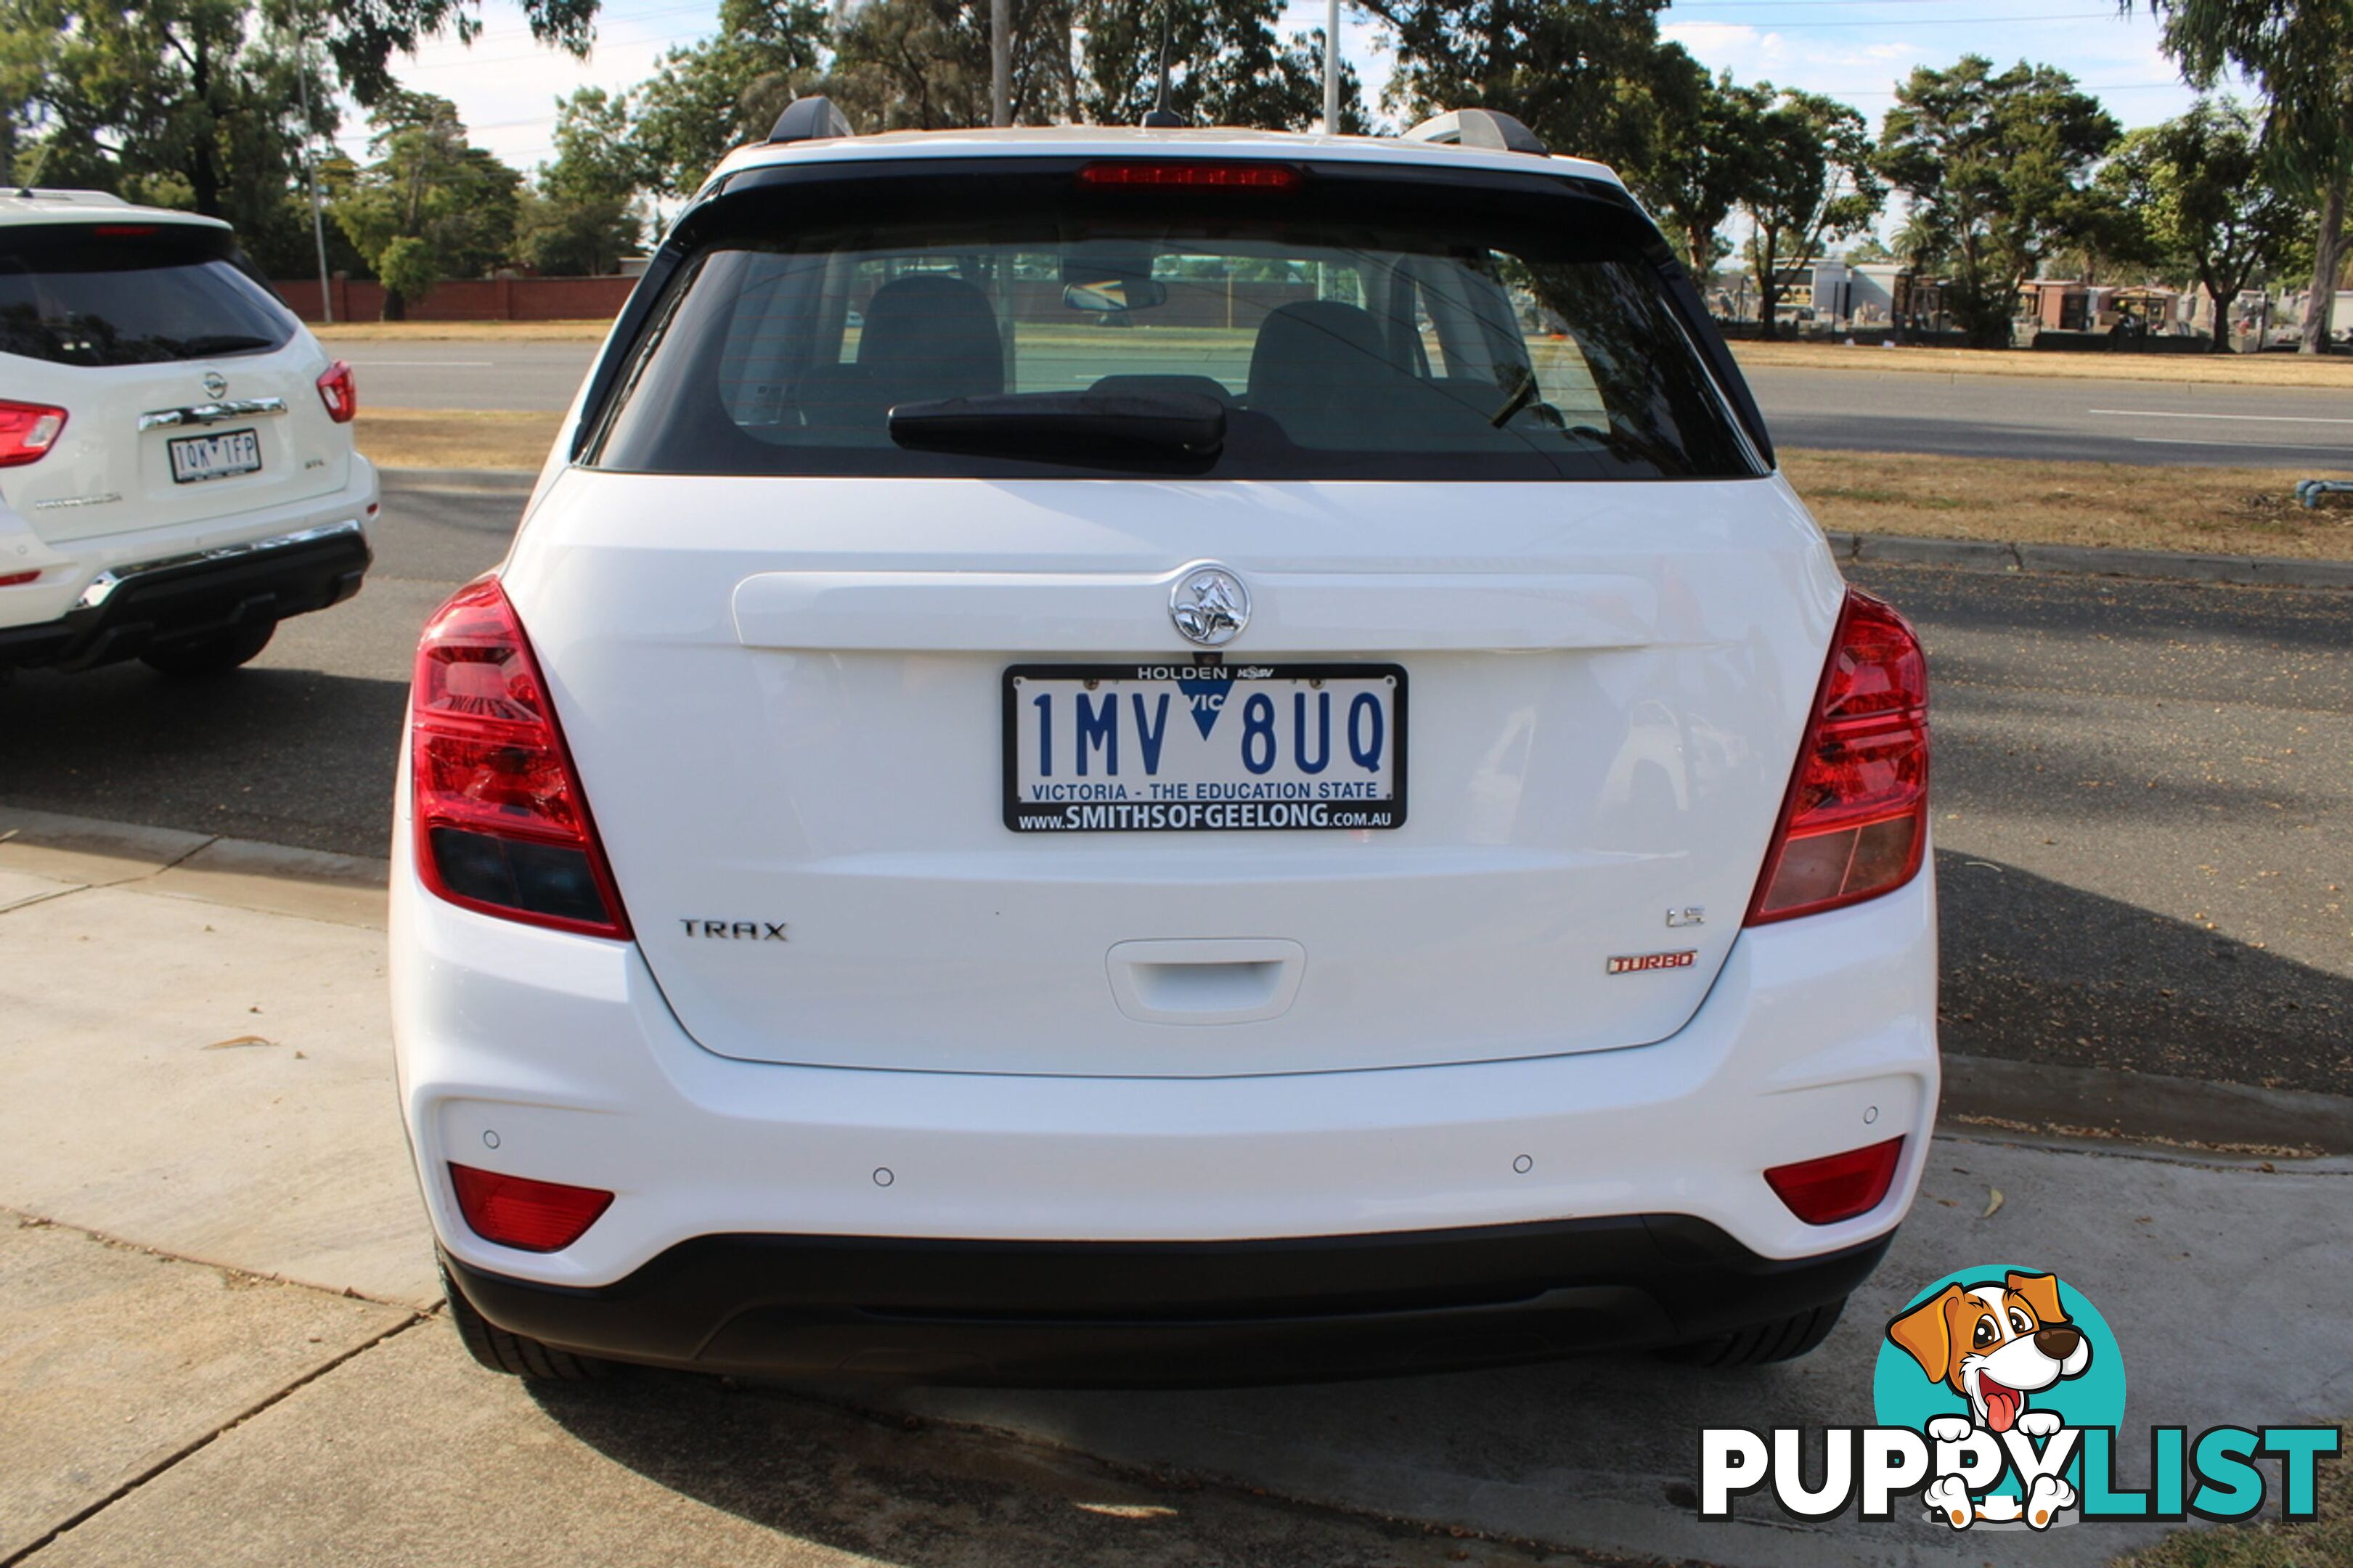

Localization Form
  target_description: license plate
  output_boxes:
[1005,662,1406,833]
[168,428,262,483]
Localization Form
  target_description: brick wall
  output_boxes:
[272,274,637,324]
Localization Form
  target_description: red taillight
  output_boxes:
[1077,161,1302,191]
[0,400,68,467]
[1746,589,1929,924]
[316,359,356,423]
[1766,1137,1906,1225]
[410,576,630,938]
[449,1164,613,1251]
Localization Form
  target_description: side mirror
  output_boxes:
[1062,277,1170,313]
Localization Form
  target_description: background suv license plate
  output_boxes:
[1006,662,1406,833]
[168,428,262,483]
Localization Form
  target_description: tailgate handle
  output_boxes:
[1106,939,1305,1026]
[139,397,288,432]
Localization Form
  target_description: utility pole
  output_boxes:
[293,23,333,323]
[990,0,1011,127]
[1322,0,1340,134]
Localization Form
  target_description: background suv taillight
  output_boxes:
[0,400,68,466]
[316,360,356,423]
[1746,589,1930,923]
[410,576,630,938]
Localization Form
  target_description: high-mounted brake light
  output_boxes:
[316,359,356,423]
[1746,589,1929,924]
[449,1164,613,1252]
[0,400,68,467]
[1766,1137,1906,1225]
[91,224,158,237]
[410,576,631,939]
[1077,161,1302,191]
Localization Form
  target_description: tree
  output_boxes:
[376,234,439,319]
[1361,0,1710,189]
[0,0,336,238]
[2141,0,2352,352]
[2106,101,2309,349]
[629,0,828,196]
[516,87,646,274]
[1740,89,1885,338]
[1072,0,1363,133]
[1646,70,1775,277]
[333,91,521,290]
[1876,56,2120,347]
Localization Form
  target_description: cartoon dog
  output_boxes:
[1885,1270,2093,1530]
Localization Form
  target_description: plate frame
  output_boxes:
[1001,659,1408,833]
[166,427,263,485]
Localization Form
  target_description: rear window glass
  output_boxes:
[589,165,1758,481]
[0,225,298,367]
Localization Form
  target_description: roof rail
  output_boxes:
[1400,109,1549,158]
[767,96,855,146]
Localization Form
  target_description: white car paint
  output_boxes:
[392,126,1938,1338]
[0,191,375,639]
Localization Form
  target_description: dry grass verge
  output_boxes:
[2108,1422,2349,1568]
[357,409,561,470]
[317,319,611,343]
[354,412,2353,563]
[1735,338,2353,390]
[1783,449,2353,560]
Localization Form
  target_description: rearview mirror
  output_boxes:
[1062,278,1170,313]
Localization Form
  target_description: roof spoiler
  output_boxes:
[1400,109,1549,158]
[767,96,855,146]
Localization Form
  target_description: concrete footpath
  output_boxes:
[2,807,2346,1568]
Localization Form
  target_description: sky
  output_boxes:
[337,0,2219,179]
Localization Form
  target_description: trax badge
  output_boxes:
[679,920,788,940]
[1608,950,1696,974]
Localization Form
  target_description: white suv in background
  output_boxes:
[0,190,375,677]
[395,107,1937,1385]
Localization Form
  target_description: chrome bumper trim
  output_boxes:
[138,397,289,432]
[76,518,367,611]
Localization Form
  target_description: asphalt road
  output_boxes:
[338,337,2353,467]
[3,474,2346,1095]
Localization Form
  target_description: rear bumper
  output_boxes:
[443,1218,1893,1384]
[0,457,377,670]
[0,514,371,671]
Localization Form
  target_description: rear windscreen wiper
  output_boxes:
[889,391,1225,465]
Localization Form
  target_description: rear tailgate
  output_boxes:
[0,221,346,544]
[506,470,1841,1077]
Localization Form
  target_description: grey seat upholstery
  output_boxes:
[1246,301,1398,445]
[859,274,1005,405]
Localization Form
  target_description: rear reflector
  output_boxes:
[410,577,631,939]
[0,400,68,467]
[1078,161,1302,191]
[1747,589,1929,923]
[449,1164,613,1252]
[0,570,38,588]
[316,359,356,423]
[1765,1137,1906,1225]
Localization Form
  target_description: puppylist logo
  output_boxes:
[1698,1265,2341,1532]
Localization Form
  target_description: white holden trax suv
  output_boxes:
[0,190,375,677]
[394,105,1936,1384]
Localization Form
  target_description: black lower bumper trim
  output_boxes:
[0,524,371,671]
[444,1217,1893,1385]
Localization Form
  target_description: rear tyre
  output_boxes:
[1657,1297,1846,1370]
[139,620,275,677]
[440,1264,609,1381]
